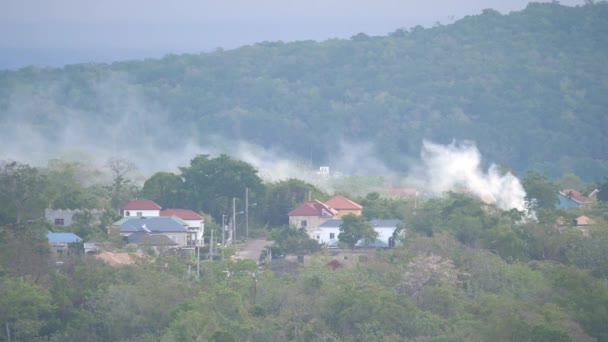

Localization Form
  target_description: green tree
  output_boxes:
[41,158,102,210]
[0,162,46,224]
[262,179,324,227]
[106,157,140,210]
[269,227,321,256]
[338,214,378,249]
[141,171,184,208]
[0,277,54,341]
[597,177,608,202]
[522,171,558,211]
[180,154,263,221]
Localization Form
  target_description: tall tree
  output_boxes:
[522,171,558,211]
[106,157,139,210]
[338,214,378,249]
[262,179,324,227]
[180,154,263,221]
[597,177,608,202]
[0,162,45,224]
[141,172,184,208]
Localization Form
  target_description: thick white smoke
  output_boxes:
[408,140,526,211]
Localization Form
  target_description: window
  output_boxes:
[330,233,335,239]
[301,220,307,227]
[125,211,130,216]
[137,212,142,217]
[54,218,64,226]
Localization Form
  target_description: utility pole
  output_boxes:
[221,214,226,247]
[245,187,249,241]
[209,225,214,260]
[196,241,200,278]
[232,197,237,244]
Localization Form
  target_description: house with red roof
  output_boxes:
[121,199,162,217]
[324,195,362,218]
[160,209,205,246]
[120,200,205,247]
[288,200,338,238]
[557,189,592,209]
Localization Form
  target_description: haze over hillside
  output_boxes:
[0,2,606,181]
[0,0,584,69]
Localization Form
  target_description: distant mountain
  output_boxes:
[0,2,606,180]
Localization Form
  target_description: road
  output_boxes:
[233,239,274,262]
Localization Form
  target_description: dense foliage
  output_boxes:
[1,2,607,180]
[1,2,607,340]
[1,152,608,341]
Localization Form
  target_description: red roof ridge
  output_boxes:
[121,199,162,210]
[160,208,204,220]
[560,189,590,204]
[325,195,362,210]
[288,199,338,217]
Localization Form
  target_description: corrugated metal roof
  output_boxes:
[47,232,82,243]
[117,216,188,233]
[125,232,178,246]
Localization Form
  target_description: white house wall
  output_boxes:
[318,227,396,246]
[318,227,341,245]
[374,227,396,245]
[183,219,204,245]
[123,209,160,217]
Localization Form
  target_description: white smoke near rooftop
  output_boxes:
[407,140,526,211]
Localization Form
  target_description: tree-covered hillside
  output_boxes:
[0,2,607,180]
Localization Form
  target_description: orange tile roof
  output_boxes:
[576,215,594,226]
[325,195,362,210]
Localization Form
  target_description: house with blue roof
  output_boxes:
[114,216,189,247]
[317,218,404,248]
[47,231,83,255]
[557,189,593,209]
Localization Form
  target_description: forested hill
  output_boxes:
[1,2,607,180]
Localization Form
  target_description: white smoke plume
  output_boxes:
[407,140,526,211]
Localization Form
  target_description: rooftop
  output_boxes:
[121,199,162,211]
[288,200,337,217]
[116,216,188,233]
[325,195,362,210]
[160,208,204,221]
[47,232,82,243]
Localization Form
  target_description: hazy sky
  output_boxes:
[1,0,584,69]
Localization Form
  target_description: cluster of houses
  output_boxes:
[43,187,601,258]
[45,199,205,256]
[288,195,403,248]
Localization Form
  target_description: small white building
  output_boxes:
[121,199,161,218]
[317,219,403,248]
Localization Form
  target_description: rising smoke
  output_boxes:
[406,140,526,211]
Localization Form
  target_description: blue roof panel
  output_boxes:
[47,232,82,243]
[118,216,187,233]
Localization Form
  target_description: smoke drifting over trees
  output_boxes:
[408,141,526,211]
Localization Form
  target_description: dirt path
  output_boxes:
[233,239,274,261]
